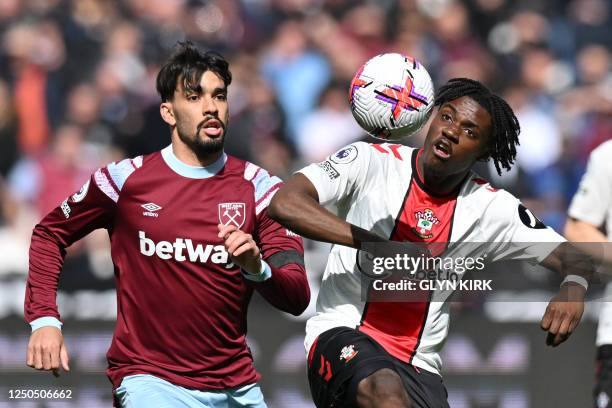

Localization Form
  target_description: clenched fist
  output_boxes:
[218,224,263,275]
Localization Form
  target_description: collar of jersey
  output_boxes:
[161,145,227,179]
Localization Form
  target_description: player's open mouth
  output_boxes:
[201,120,223,137]
[433,139,452,160]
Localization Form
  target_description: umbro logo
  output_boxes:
[142,202,162,217]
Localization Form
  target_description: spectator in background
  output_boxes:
[260,19,331,144]
[1,123,109,279]
[296,81,363,163]
[229,54,292,176]
[0,79,18,177]
[3,20,65,155]
[8,124,96,217]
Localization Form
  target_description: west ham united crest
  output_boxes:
[219,203,246,228]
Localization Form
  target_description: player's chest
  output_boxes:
[390,178,457,248]
[113,178,256,242]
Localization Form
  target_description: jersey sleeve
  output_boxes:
[568,143,612,227]
[297,142,373,207]
[253,207,310,316]
[483,191,565,264]
[243,162,310,315]
[25,157,142,325]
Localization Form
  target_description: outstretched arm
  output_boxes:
[565,217,612,269]
[268,173,386,249]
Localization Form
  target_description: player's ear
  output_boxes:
[160,102,176,127]
[476,133,492,161]
[476,144,491,161]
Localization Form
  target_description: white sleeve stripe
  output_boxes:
[244,162,260,181]
[252,167,262,182]
[256,187,280,215]
[95,169,119,202]
[107,159,138,190]
[133,156,143,168]
[245,161,283,213]
[107,156,142,188]
[256,182,283,207]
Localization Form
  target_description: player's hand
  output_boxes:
[26,326,70,377]
[218,224,262,275]
[540,282,586,347]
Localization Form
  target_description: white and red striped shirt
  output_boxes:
[299,142,564,375]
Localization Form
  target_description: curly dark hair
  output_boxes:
[156,41,232,102]
[435,78,520,175]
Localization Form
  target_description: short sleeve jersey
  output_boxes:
[299,141,564,375]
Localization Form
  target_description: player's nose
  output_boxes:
[202,95,218,115]
[442,125,460,143]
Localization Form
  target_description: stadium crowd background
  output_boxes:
[0,0,610,407]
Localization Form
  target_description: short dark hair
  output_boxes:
[434,78,520,175]
[156,41,232,102]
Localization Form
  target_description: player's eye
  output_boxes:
[215,93,227,101]
[187,94,200,101]
[441,113,451,122]
[465,128,476,138]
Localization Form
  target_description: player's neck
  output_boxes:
[417,156,467,196]
[171,140,224,167]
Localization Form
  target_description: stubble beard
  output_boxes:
[176,116,226,158]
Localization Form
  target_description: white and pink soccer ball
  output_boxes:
[349,53,435,141]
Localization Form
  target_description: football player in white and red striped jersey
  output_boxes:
[269,78,587,408]
[565,140,612,408]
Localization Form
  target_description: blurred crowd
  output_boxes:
[0,0,610,286]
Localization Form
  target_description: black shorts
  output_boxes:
[307,327,449,408]
[595,345,612,408]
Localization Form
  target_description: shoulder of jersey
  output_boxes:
[464,173,501,195]
[363,142,414,162]
[458,174,521,229]
[590,140,612,163]
[94,154,146,203]
[243,160,283,215]
[460,172,506,206]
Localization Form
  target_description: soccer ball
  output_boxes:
[349,53,435,141]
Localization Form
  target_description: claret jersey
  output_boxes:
[299,141,564,375]
[25,145,309,390]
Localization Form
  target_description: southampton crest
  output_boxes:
[413,208,440,239]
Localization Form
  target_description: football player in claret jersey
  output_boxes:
[268,78,588,408]
[24,41,310,407]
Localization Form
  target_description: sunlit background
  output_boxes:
[0,0,610,406]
